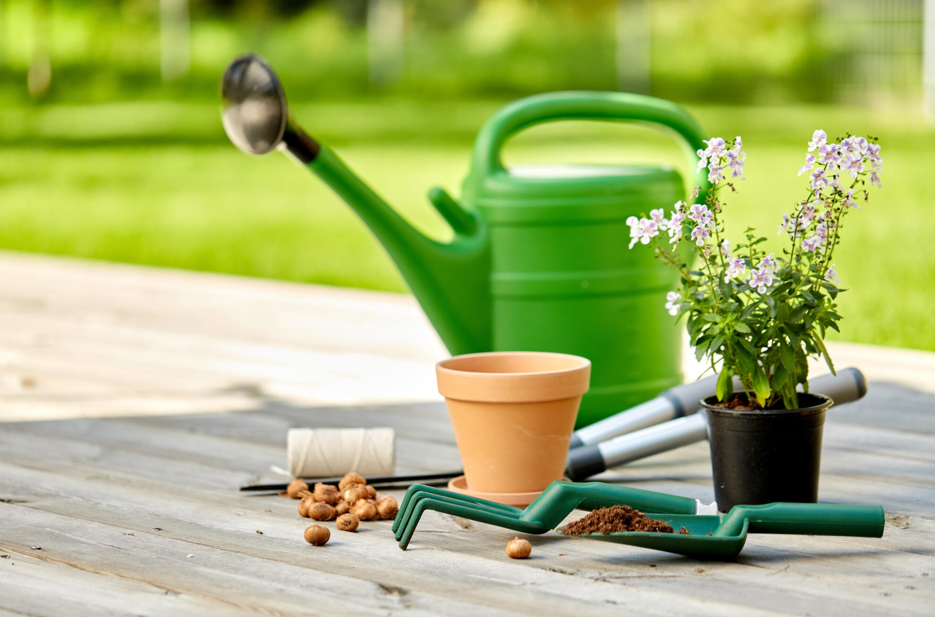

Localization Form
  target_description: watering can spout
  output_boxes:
[221,54,491,355]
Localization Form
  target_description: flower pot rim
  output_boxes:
[436,351,591,403]
[700,392,833,418]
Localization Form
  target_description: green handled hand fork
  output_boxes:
[393,482,885,560]
[393,481,711,549]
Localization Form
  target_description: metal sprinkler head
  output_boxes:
[221,54,319,162]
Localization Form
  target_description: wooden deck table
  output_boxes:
[0,251,933,616]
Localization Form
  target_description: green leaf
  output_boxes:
[782,382,799,409]
[789,305,808,323]
[753,368,771,407]
[778,341,796,372]
[737,337,757,355]
[709,335,726,354]
[812,333,836,375]
[772,363,789,392]
[818,281,844,293]
[733,322,752,334]
[716,368,734,401]
[701,313,723,323]
[733,343,756,375]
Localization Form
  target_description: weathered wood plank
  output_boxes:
[0,548,249,617]
[1,456,930,617]
[1,502,797,617]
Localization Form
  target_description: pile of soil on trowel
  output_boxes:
[560,505,675,535]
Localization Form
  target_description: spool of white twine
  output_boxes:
[281,427,396,478]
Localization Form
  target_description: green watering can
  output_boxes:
[220,54,710,427]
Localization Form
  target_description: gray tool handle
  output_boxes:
[570,395,679,448]
[659,373,721,420]
[569,373,720,448]
[569,367,867,448]
[597,412,709,467]
[566,414,708,481]
[565,368,867,481]
[804,367,867,403]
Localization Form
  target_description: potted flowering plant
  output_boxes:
[627,130,882,509]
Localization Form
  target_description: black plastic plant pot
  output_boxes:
[702,393,833,512]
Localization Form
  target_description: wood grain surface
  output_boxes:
[0,251,932,616]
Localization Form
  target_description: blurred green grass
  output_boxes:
[0,100,931,350]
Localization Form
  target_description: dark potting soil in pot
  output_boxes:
[711,394,786,411]
[560,505,675,535]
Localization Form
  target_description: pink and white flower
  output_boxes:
[664,291,682,316]
[703,137,726,157]
[842,188,860,210]
[688,204,710,223]
[802,234,824,253]
[720,239,731,257]
[808,130,827,152]
[627,216,659,248]
[726,137,746,179]
[748,267,774,294]
[691,224,711,246]
[758,252,777,273]
[817,142,841,168]
[798,154,816,176]
[810,168,829,192]
[649,208,667,230]
[825,263,840,285]
[668,209,686,243]
[708,164,725,184]
[842,153,864,178]
[725,257,747,283]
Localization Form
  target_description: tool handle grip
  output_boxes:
[717,503,885,538]
[471,91,710,194]
[660,373,720,418]
[805,367,867,405]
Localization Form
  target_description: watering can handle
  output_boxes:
[471,91,711,196]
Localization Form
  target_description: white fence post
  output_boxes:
[616,0,651,94]
[925,0,935,119]
[160,0,190,82]
[368,0,405,87]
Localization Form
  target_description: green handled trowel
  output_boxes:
[575,502,884,560]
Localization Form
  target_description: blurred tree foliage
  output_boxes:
[0,0,893,105]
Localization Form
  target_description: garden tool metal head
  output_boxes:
[220,53,714,428]
[573,502,884,560]
[392,481,717,550]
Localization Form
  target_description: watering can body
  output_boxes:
[458,93,709,426]
[220,56,708,428]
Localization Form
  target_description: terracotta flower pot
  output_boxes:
[436,352,591,495]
